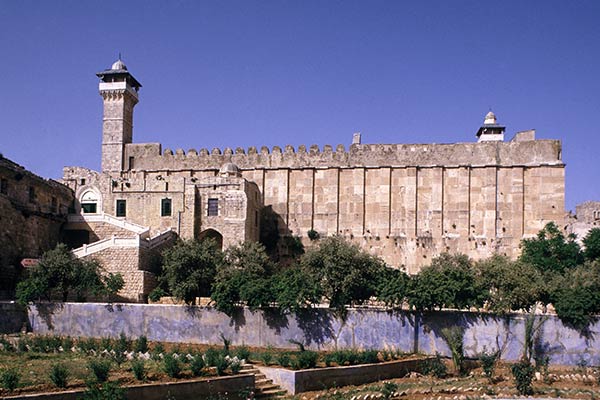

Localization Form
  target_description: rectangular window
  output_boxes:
[128,156,134,170]
[207,198,218,216]
[28,186,35,202]
[116,199,126,217]
[80,178,86,186]
[82,203,96,213]
[0,178,7,195]
[161,198,172,217]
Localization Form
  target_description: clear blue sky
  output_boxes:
[1,1,598,212]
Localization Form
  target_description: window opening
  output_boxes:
[208,198,218,216]
[116,199,126,217]
[0,178,7,195]
[161,198,172,217]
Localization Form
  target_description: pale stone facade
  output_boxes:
[61,59,566,299]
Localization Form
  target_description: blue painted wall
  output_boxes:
[21,303,600,366]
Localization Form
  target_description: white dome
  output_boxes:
[219,162,241,177]
[111,59,127,71]
[484,111,497,125]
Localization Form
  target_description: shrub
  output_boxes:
[307,229,320,241]
[17,338,27,353]
[88,359,111,383]
[80,382,125,400]
[163,353,181,378]
[190,355,206,377]
[148,287,166,302]
[62,336,74,351]
[479,351,499,381]
[381,381,398,399]
[440,326,465,375]
[359,349,379,364]
[230,359,242,374]
[1,337,16,352]
[235,345,250,361]
[420,353,447,378]
[511,360,535,395]
[215,354,229,376]
[204,347,220,367]
[276,352,291,368]
[99,337,112,351]
[259,351,273,365]
[152,342,165,361]
[134,335,148,353]
[0,368,20,391]
[49,363,69,388]
[292,350,319,370]
[131,359,146,381]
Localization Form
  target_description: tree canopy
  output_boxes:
[16,243,123,304]
[159,238,222,304]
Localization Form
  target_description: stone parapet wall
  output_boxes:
[24,303,600,366]
[125,140,563,171]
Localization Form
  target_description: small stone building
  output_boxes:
[60,59,566,301]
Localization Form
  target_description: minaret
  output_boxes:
[96,59,142,172]
[476,111,505,142]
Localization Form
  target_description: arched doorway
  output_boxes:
[198,229,223,250]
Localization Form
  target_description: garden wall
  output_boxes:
[1,374,254,400]
[17,302,600,366]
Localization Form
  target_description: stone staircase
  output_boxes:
[241,364,287,399]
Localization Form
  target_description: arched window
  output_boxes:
[80,190,99,214]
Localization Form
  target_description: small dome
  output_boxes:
[484,111,497,125]
[219,162,241,177]
[111,59,127,71]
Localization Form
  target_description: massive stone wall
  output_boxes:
[0,156,73,297]
[22,303,600,366]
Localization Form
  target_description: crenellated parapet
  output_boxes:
[124,139,563,172]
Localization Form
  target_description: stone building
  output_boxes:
[566,201,600,243]
[61,59,565,300]
[0,155,73,298]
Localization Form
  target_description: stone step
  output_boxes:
[256,378,273,385]
[256,383,280,392]
[255,388,288,399]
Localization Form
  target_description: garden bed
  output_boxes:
[256,356,432,395]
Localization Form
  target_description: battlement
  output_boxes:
[124,139,563,172]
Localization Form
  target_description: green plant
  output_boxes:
[0,368,20,391]
[131,359,146,381]
[440,326,465,375]
[235,345,250,361]
[359,349,379,364]
[49,363,69,388]
[259,351,273,365]
[534,353,550,383]
[159,238,222,304]
[190,355,206,377]
[205,347,220,367]
[152,342,165,361]
[80,382,125,400]
[511,360,535,395]
[479,350,499,381]
[148,287,166,302]
[17,337,27,352]
[307,229,320,241]
[0,336,11,352]
[214,354,229,376]
[134,335,148,353]
[292,350,319,370]
[62,336,74,351]
[219,333,231,355]
[276,352,291,367]
[420,353,447,378]
[163,353,181,378]
[230,360,242,374]
[380,381,398,399]
[87,359,111,383]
